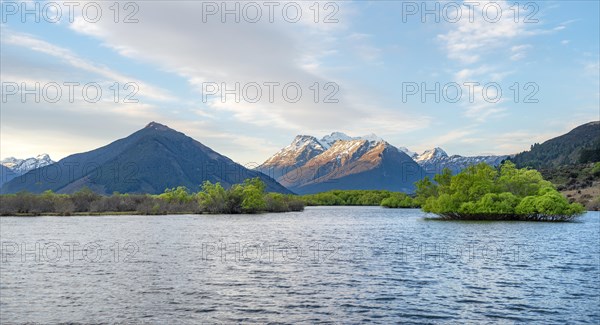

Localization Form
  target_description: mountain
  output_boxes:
[414,147,448,162]
[510,121,600,168]
[320,132,384,149]
[413,147,508,174]
[320,132,354,148]
[1,122,291,195]
[258,134,425,194]
[0,165,17,188]
[0,154,55,188]
[258,135,327,180]
[1,154,54,175]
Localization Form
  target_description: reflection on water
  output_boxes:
[1,207,598,323]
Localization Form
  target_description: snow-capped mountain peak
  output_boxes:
[398,147,417,158]
[320,132,353,148]
[360,133,384,144]
[290,135,326,150]
[320,132,385,149]
[415,147,448,162]
[257,135,327,177]
[414,147,508,174]
[1,154,55,175]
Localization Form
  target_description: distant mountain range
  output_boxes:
[257,133,424,194]
[256,132,506,194]
[412,147,508,174]
[1,122,290,195]
[510,121,600,168]
[2,121,597,195]
[1,154,54,187]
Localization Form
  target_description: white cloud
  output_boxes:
[584,61,599,76]
[1,30,173,102]
[64,1,427,137]
[437,0,547,122]
[437,0,532,64]
[510,44,532,61]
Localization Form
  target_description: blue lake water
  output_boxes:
[1,207,599,323]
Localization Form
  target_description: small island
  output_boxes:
[414,162,585,221]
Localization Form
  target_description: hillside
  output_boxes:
[0,154,54,188]
[510,121,600,168]
[1,122,291,195]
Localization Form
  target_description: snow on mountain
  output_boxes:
[414,147,508,174]
[275,138,423,194]
[258,132,424,194]
[261,132,388,176]
[263,135,327,165]
[320,132,384,149]
[1,154,54,176]
[398,147,417,158]
[414,147,448,162]
[320,132,354,148]
[258,132,510,193]
[360,133,384,144]
[257,135,327,179]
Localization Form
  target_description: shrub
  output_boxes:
[417,162,585,221]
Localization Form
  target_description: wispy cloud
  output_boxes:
[1,30,173,102]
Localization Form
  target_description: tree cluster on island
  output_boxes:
[414,162,585,221]
[0,178,304,216]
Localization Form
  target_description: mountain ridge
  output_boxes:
[510,121,600,168]
[258,133,424,194]
[0,154,55,188]
[1,122,291,195]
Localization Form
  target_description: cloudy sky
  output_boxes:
[1,0,598,164]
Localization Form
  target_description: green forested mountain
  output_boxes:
[510,121,600,168]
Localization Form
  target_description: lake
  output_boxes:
[1,207,598,324]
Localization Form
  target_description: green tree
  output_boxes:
[417,162,585,221]
[159,186,194,203]
[198,181,227,213]
[415,176,437,206]
[241,184,267,213]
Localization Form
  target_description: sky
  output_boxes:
[1,0,599,165]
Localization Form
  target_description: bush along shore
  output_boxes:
[0,178,304,216]
[414,162,585,221]
[301,190,417,208]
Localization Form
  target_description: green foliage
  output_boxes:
[196,178,301,214]
[414,176,437,206]
[198,181,228,213]
[302,190,418,208]
[380,193,417,208]
[592,163,600,177]
[0,178,304,216]
[158,186,195,203]
[416,161,585,221]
